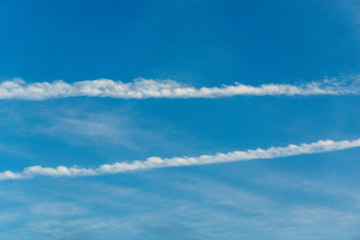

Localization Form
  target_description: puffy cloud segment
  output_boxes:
[1,138,360,181]
[0,77,359,100]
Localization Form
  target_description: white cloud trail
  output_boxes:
[0,77,359,100]
[1,137,359,181]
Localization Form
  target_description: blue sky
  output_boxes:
[0,0,360,239]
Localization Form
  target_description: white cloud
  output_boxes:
[1,137,359,181]
[0,77,358,100]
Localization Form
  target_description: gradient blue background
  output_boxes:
[0,0,359,239]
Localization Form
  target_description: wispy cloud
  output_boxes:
[0,77,359,100]
[30,202,88,217]
[1,137,359,181]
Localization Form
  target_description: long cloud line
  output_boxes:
[0,77,359,100]
[1,137,359,181]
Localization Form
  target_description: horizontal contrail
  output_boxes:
[0,77,358,100]
[1,137,359,181]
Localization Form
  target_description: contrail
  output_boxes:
[0,77,358,100]
[1,137,359,181]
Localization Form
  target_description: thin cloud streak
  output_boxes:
[0,77,358,100]
[1,137,360,181]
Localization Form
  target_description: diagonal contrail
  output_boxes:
[1,137,359,181]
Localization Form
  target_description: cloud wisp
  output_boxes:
[0,77,359,100]
[1,137,359,181]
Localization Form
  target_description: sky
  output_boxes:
[0,0,360,239]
